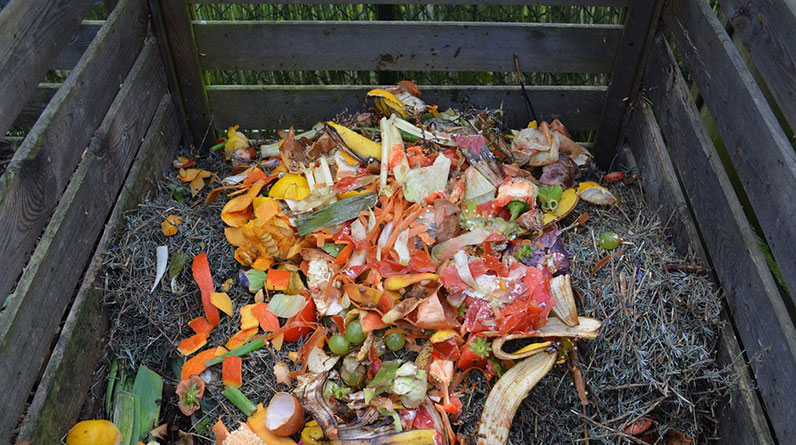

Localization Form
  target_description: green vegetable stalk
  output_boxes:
[223,386,257,417]
[538,185,563,213]
[505,200,530,222]
[205,337,266,367]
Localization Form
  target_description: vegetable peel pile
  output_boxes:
[168,82,617,445]
[93,80,734,445]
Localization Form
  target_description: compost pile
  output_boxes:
[97,82,731,445]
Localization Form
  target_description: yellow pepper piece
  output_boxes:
[300,420,323,445]
[430,329,460,344]
[269,173,310,201]
[542,188,578,226]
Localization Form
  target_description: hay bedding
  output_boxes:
[96,142,731,444]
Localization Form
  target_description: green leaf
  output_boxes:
[245,269,267,293]
[296,193,378,236]
[131,366,163,442]
[169,252,190,280]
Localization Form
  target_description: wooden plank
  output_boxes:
[623,103,774,443]
[148,0,192,150]
[52,20,103,71]
[0,0,96,138]
[644,33,796,442]
[12,83,60,128]
[207,84,606,131]
[16,94,179,444]
[592,0,663,168]
[154,0,213,150]
[715,324,776,444]
[625,103,705,261]
[0,38,166,443]
[194,21,623,73]
[664,0,796,305]
[190,0,629,5]
[0,0,148,304]
[716,0,796,132]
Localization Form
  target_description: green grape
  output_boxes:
[328,333,350,355]
[384,331,406,351]
[599,231,621,250]
[344,319,366,345]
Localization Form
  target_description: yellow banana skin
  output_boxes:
[325,121,383,162]
[367,88,408,118]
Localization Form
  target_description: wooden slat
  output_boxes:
[624,101,774,443]
[716,0,796,132]
[190,0,629,5]
[592,0,663,168]
[16,94,179,444]
[664,0,796,304]
[0,0,148,304]
[644,33,796,442]
[154,0,213,150]
[716,324,776,443]
[12,83,60,128]
[0,0,96,138]
[52,20,103,71]
[207,84,606,131]
[625,103,705,261]
[194,21,623,73]
[0,37,166,444]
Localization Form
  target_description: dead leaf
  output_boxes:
[274,362,292,385]
[664,429,692,445]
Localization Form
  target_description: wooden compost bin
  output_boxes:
[0,0,792,443]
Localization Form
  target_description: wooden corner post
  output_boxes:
[592,0,664,168]
[151,0,213,150]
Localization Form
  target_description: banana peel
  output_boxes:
[368,88,408,118]
[533,316,602,339]
[477,349,557,445]
[549,274,579,327]
[325,121,382,163]
[491,338,556,361]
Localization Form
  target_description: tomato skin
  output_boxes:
[283,297,316,342]
[431,337,461,361]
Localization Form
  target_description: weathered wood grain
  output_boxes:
[715,324,776,444]
[0,0,96,137]
[0,0,148,304]
[52,20,103,71]
[664,0,796,306]
[154,0,213,150]
[625,103,705,261]
[623,103,774,442]
[194,21,623,73]
[592,0,663,168]
[0,37,166,443]
[207,84,606,131]
[191,0,628,5]
[645,33,796,442]
[16,93,179,445]
[716,0,796,132]
[12,83,60,128]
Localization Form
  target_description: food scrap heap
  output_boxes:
[178,81,616,445]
